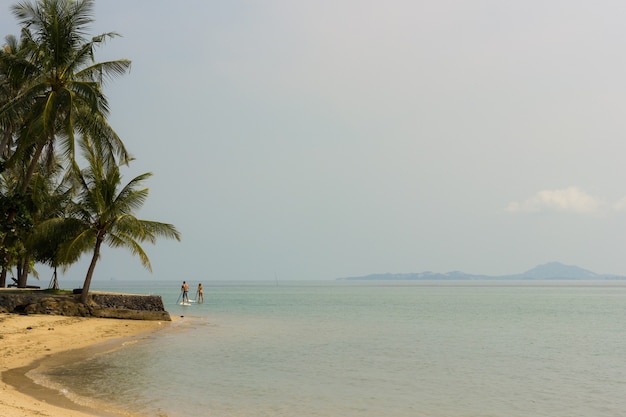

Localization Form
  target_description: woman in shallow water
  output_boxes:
[197,283,204,303]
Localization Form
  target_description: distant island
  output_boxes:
[338,262,626,280]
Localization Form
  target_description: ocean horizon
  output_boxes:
[28,279,626,417]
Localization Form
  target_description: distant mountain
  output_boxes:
[338,262,626,280]
[507,262,600,280]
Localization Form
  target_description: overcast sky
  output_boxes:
[3,0,626,281]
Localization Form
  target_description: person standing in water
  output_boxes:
[197,283,204,303]
[181,281,189,303]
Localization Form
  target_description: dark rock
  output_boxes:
[0,291,171,321]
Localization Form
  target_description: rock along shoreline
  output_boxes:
[0,289,171,321]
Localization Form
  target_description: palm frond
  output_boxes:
[77,59,131,85]
[116,185,150,214]
[106,230,152,271]
[137,219,182,242]
[58,226,96,264]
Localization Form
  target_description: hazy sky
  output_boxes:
[3,0,626,281]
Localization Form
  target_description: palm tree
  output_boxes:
[0,167,32,287]
[0,0,131,192]
[26,160,76,288]
[0,156,73,287]
[0,33,33,273]
[0,0,132,268]
[60,140,180,303]
[0,33,35,268]
[0,34,31,162]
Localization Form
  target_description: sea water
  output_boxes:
[32,280,626,417]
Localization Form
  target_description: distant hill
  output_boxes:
[338,262,626,280]
[507,262,600,280]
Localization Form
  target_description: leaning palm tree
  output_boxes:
[0,0,131,192]
[61,140,180,303]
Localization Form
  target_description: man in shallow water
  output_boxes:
[181,281,189,303]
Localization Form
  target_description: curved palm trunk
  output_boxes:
[80,235,104,303]
[21,141,47,193]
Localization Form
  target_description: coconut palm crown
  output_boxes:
[0,0,131,191]
[60,140,180,303]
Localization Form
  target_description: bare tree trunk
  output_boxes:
[49,267,59,289]
[17,254,30,288]
[16,262,22,286]
[80,237,103,303]
[0,267,6,288]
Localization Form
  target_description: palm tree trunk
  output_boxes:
[0,267,7,288]
[17,254,30,287]
[1,129,12,160]
[20,140,47,193]
[80,236,103,303]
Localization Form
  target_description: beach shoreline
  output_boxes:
[0,313,169,417]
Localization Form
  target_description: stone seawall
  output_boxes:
[0,290,171,321]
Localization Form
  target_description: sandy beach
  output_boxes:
[0,313,168,417]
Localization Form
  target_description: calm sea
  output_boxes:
[29,280,626,417]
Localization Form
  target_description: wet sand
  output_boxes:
[0,313,168,417]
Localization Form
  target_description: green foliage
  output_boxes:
[1,0,131,194]
[65,140,181,301]
[0,191,33,268]
[0,0,180,290]
[0,192,33,232]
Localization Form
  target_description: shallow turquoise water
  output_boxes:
[34,280,626,417]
